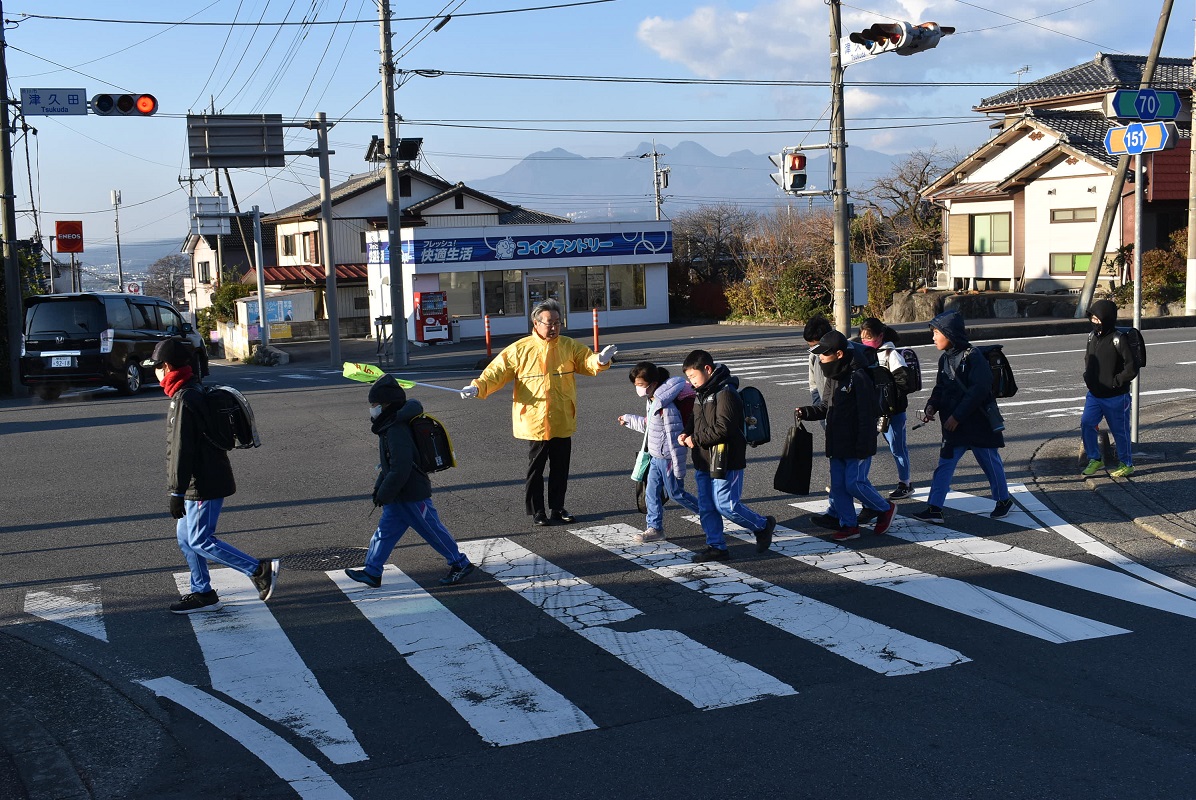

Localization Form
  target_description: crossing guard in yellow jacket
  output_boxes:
[461,298,616,526]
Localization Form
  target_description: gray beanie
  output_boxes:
[367,374,406,406]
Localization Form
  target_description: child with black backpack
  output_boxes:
[618,362,701,543]
[345,375,474,588]
[860,318,917,500]
[1080,300,1139,478]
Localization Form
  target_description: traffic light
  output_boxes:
[91,93,158,116]
[848,21,953,56]
[769,152,807,193]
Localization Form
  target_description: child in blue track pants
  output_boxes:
[346,375,474,589]
[1080,300,1138,478]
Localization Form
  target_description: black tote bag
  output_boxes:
[773,418,813,495]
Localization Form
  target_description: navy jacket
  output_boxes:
[927,311,1004,450]
[373,399,433,505]
[797,353,880,459]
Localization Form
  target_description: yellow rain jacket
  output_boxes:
[471,333,608,441]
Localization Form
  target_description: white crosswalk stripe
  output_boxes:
[328,565,597,746]
[568,523,970,675]
[459,537,796,710]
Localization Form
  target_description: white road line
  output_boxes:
[137,677,352,800]
[459,537,795,709]
[23,583,107,642]
[707,519,1127,643]
[177,571,367,764]
[996,388,1192,407]
[839,509,1196,620]
[569,524,969,675]
[934,484,1196,602]
[328,565,596,746]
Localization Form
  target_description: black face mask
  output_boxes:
[819,357,841,377]
[1092,322,1104,336]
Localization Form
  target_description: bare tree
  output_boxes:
[143,253,190,304]
[862,147,959,246]
[672,203,757,283]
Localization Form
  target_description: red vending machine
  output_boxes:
[413,291,449,342]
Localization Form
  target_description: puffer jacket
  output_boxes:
[874,341,914,414]
[373,398,433,505]
[686,364,747,473]
[796,354,880,459]
[167,380,235,500]
[927,310,1004,450]
[471,333,608,441]
[620,376,694,480]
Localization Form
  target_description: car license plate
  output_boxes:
[51,356,72,368]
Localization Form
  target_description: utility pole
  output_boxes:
[0,0,24,394]
[314,111,340,366]
[639,142,669,221]
[112,190,124,291]
[380,0,408,367]
[829,0,851,336]
[1076,0,1173,317]
[1188,17,1196,314]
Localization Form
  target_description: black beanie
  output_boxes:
[368,374,406,406]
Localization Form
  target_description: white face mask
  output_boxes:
[635,385,649,398]
[369,405,383,420]
[155,367,167,385]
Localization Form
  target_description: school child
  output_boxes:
[677,350,776,562]
[618,362,702,543]
[859,317,916,499]
[795,331,896,541]
[1080,300,1138,477]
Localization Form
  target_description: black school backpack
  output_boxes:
[410,414,456,473]
[1113,327,1147,369]
[739,385,771,447]
[894,347,922,394]
[964,345,1018,399]
[182,385,261,450]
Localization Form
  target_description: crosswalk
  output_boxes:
[17,483,1196,794]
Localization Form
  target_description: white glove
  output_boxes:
[460,385,478,399]
[598,344,618,365]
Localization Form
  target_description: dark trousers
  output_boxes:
[526,437,572,515]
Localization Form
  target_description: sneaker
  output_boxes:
[551,509,575,524]
[439,562,475,586]
[1110,463,1135,478]
[755,516,776,553]
[873,502,897,535]
[345,568,381,589]
[1080,459,1104,477]
[857,508,880,526]
[808,513,840,531]
[912,506,945,525]
[635,527,665,543]
[991,498,1014,519]
[252,558,281,601]
[888,483,914,500]
[691,546,730,563]
[831,526,861,542]
[170,590,222,614]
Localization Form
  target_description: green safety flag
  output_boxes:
[342,362,461,394]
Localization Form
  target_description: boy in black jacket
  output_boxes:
[1080,300,1138,478]
[157,338,278,614]
[678,350,776,562]
[796,331,896,541]
[345,376,474,588]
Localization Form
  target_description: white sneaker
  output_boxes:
[635,527,665,543]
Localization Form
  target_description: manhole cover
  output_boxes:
[283,547,369,571]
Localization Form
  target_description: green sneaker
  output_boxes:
[1080,459,1104,477]
[1109,463,1135,478]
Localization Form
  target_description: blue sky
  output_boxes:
[9,0,1191,251]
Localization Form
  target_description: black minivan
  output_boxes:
[20,292,209,401]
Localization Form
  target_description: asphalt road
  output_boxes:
[2,327,1196,799]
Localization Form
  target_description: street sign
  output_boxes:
[1104,121,1176,156]
[1110,89,1180,121]
[55,221,84,253]
[189,196,232,236]
[20,88,87,116]
[126,282,141,295]
[187,114,285,169]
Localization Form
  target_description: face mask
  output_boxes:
[819,357,841,377]
[635,385,649,398]
[370,406,383,420]
[155,367,167,385]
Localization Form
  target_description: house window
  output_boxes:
[568,266,607,312]
[399,175,411,197]
[359,231,368,253]
[354,296,370,310]
[281,235,297,257]
[1050,253,1092,275]
[454,194,465,210]
[609,264,646,310]
[197,261,211,284]
[971,213,1011,255]
[438,271,481,317]
[1051,207,1097,223]
[482,269,524,316]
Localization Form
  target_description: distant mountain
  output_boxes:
[467,141,903,222]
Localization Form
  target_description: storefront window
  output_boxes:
[608,264,646,310]
[568,266,607,312]
[438,271,480,317]
[482,269,524,316]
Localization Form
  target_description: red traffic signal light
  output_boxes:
[91,93,158,116]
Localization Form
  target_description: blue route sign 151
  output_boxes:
[1109,89,1181,121]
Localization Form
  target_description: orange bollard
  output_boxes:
[485,315,492,358]
[592,308,599,352]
